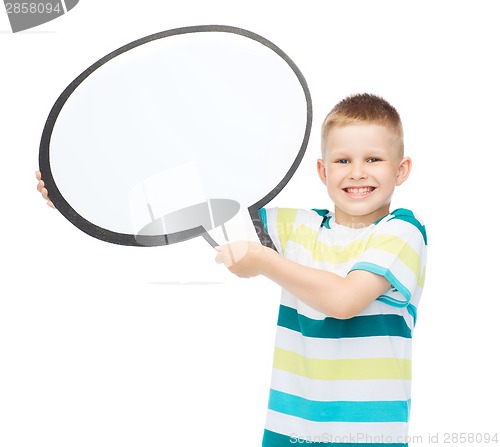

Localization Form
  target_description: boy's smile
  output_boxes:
[343,186,376,198]
[317,124,412,228]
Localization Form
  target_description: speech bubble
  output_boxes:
[38,25,312,247]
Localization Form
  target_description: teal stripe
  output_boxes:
[407,303,417,326]
[263,430,407,446]
[258,208,268,233]
[389,208,427,245]
[268,389,410,423]
[349,262,412,304]
[312,208,332,229]
[312,208,329,217]
[277,305,412,339]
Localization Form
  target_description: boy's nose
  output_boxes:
[349,162,368,180]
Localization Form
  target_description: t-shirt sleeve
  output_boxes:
[259,207,324,256]
[348,209,428,308]
[258,207,299,255]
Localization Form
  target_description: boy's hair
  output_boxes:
[321,93,404,158]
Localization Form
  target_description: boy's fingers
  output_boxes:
[36,172,55,208]
[215,250,229,266]
[215,242,251,269]
[215,246,237,268]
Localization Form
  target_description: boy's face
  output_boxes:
[317,124,411,227]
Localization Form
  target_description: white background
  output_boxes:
[1,1,499,446]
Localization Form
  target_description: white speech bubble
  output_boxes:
[39,25,312,246]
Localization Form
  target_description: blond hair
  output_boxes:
[321,93,404,158]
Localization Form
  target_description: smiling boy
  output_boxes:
[215,94,427,446]
[320,121,409,228]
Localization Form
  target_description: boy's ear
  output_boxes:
[317,159,327,185]
[396,156,412,186]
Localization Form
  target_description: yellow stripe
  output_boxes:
[276,208,299,252]
[289,224,369,264]
[289,225,423,281]
[367,234,420,278]
[273,347,412,380]
[417,264,426,288]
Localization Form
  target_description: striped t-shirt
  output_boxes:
[259,208,427,447]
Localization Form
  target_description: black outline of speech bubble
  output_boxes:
[39,25,313,248]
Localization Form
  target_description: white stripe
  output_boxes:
[283,239,317,263]
[358,248,418,282]
[270,369,412,401]
[60,0,68,13]
[295,209,324,229]
[265,410,409,442]
[408,286,423,309]
[265,208,283,254]
[280,290,330,320]
[275,326,412,360]
[319,222,373,245]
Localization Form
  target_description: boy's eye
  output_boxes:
[367,157,381,163]
[335,159,349,164]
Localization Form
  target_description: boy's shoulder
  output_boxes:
[383,208,424,223]
[258,208,331,252]
[376,208,427,245]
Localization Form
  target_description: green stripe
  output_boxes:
[263,430,407,446]
[312,208,332,229]
[277,305,412,339]
[312,208,329,217]
[258,208,268,233]
[269,389,410,422]
[273,348,412,380]
[407,304,417,325]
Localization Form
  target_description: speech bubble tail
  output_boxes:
[201,229,219,249]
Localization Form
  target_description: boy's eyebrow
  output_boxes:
[327,148,351,156]
[329,146,389,155]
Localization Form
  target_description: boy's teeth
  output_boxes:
[346,187,373,194]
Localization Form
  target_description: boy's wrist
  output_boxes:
[259,245,280,277]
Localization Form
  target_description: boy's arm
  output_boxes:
[215,241,391,319]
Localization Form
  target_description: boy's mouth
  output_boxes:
[342,186,376,197]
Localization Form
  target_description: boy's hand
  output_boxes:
[35,171,55,208]
[215,241,269,278]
